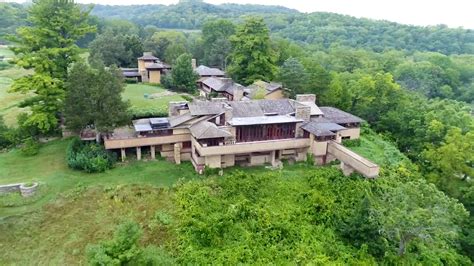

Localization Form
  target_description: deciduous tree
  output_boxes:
[228,17,277,85]
[9,0,95,133]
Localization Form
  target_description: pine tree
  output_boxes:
[170,53,199,93]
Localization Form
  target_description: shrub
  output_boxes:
[87,221,143,265]
[66,138,116,173]
[128,106,168,120]
[20,137,40,156]
[343,138,361,147]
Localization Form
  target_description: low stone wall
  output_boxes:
[0,183,23,194]
[0,183,39,197]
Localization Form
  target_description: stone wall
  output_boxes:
[0,183,22,194]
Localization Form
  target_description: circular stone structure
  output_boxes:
[20,182,39,197]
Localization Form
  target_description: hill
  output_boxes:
[88,1,474,54]
[2,2,474,54]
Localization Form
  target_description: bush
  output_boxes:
[342,138,361,147]
[66,138,116,173]
[128,106,168,120]
[87,221,175,265]
[20,137,40,156]
[87,221,143,265]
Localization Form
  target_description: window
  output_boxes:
[236,123,297,142]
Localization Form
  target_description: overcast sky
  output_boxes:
[10,0,474,29]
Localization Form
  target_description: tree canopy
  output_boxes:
[9,0,95,133]
[228,17,277,85]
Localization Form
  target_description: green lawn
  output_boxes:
[348,129,409,167]
[0,139,198,218]
[0,47,14,58]
[0,67,32,126]
[123,83,186,116]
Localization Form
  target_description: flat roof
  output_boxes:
[229,115,302,126]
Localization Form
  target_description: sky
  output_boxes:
[9,0,474,29]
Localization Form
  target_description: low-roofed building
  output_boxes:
[121,52,171,84]
[244,80,286,100]
[103,94,378,178]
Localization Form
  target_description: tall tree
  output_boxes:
[169,53,199,93]
[201,19,235,69]
[9,0,94,133]
[64,62,129,135]
[88,30,130,67]
[376,180,468,257]
[278,57,308,97]
[228,17,277,85]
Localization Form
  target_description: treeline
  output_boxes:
[2,1,474,55]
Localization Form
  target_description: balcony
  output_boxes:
[192,137,310,156]
[104,133,190,149]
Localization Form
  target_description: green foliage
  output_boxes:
[144,30,187,63]
[174,167,469,264]
[87,221,143,265]
[201,19,235,69]
[66,138,116,173]
[168,53,199,93]
[0,184,45,208]
[279,57,308,97]
[64,62,130,134]
[228,17,277,85]
[19,137,40,156]
[342,138,361,147]
[88,31,143,67]
[8,0,95,133]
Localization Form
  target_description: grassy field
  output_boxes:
[0,47,14,58]
[348,128,409,167]
[123,83,186,116]
[0,67,32,126]
[0,139,198,218]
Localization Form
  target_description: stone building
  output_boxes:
[122,52,171,84]
[103,94,379,178]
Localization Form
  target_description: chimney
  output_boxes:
[232,85,244,101]
[296,94,316,103]
[295,103,311,122]
[168,101,188,117]
[143,52,153,57]
[191,58,197,69]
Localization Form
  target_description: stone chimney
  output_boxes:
[232,85,244,101]
[296,94,316,103]
[143,52,153,57]
[168,101,188,117]
[191,58,197,69]
[295,103,311,122]
[224,105,233,123]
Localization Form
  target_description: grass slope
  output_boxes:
[0,139,197,217]
[348,128,409,167]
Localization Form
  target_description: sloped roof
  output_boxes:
[195,65,225,77]
[258,99,295,115]
[319,107,364,124]
[146,62,171,69]
[229,101,265,118]
[190,121,232,139]
[138,54,158,60]
[298,101,323,116]
[247,81,283,93]
[188,101,226,116]
[168,112,194,127]
[301,122,346,137]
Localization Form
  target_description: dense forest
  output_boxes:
[2,1,474,54]
[1,0,473,264]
